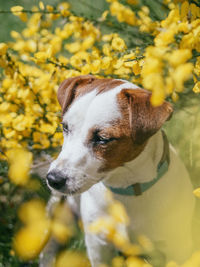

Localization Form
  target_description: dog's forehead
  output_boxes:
[62,81,138,130]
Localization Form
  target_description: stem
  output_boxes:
[0,10,60,14]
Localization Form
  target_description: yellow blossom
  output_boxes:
[39,122,56,134]
[91,60,101,74]
[151,88,165,106]
[126,256,149,267]
[101,56,112,70]
[193,187,200,198]
[167,49,192,67]
[39,1,45,10]
[55,250,90,267]
[14,221,50,260]
[193,82,200,93]
[108,201,129,224]
[34,51,48,63]
[101,10,109,21]
[11,6,23,16]
[7,148,32,185]
[89,217,116,235]
[18,199,47,224]
[81,64,91,75]
[111,37,126,51]
[33,132,50,149]
[0,43,8,55]
[112,256,125,267]
[51,221,72,243]
[172,63,193,92]
[65,42,81,53]
[132,61,141,75]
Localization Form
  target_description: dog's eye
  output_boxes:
[61,123,69,133]
[93,131,117,145]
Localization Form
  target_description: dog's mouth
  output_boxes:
[46,178,83,195]
[46,171,105,196]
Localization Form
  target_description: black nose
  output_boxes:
[46,171,67,190]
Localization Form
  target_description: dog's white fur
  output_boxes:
[43,79,195,266]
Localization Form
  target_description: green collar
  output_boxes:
[108,131,170,196]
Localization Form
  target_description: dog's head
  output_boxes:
[47,75,173,195]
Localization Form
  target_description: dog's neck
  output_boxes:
[103,131,164,188]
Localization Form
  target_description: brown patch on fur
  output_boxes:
[57,75,124,114]
[85,87,173,172]
[86,120,147,172]
[117,88,173,145]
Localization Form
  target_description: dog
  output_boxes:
[42,75,195,266]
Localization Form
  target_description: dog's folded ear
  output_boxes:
[57,75,95,114]
[119,88,173,145]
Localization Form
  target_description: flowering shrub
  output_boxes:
[1,0,200,154]
[1,0,200,266]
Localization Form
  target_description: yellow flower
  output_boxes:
[193,187,200,198]
[19,13,28,22]
[55,250,90,267]
[126,256,149,267]
[113,58,124,69]
[0,102,11,112]
[89,217,116,235]
[7,148,32,185]
[0,43,8,55]
[101,56,112,70]
[39,1,45,10]
[81,64,91,75]
[46,5,54,12]
[51,221,72,243]
[14,221,50,260]
[82,36,95,50]
[165,76,174,94]
[172,63,193,92]
[112,256,125,267]
[111,37,126,51]
[61,9,70,17]
[65,42,81,53]
[193,82,200,93]
[33,132,50,149]
[180,1,189,21]
[155,29,176,47]
[110,2,136,25]
[108,201,129,224]
[91,59,101,74]
[101,10,109,21]
[3,128,16,139]
[178,22,190,33]
[132,61,141,75]
[34,51,48,63]
[151,88,165,107]
[18,199,47,224]
[171,91,179,102]
[11,6,23,16]
[167,49,192,67]
[103,44,112,56]
[39,122,56,134]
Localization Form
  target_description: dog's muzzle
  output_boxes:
[46,171,67,190]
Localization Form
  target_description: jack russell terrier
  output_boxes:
[43,75,195,266]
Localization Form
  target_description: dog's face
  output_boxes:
[47,75,173,195]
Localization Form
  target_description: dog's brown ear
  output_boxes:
[57,75,95,114]
[119,88,173,145]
